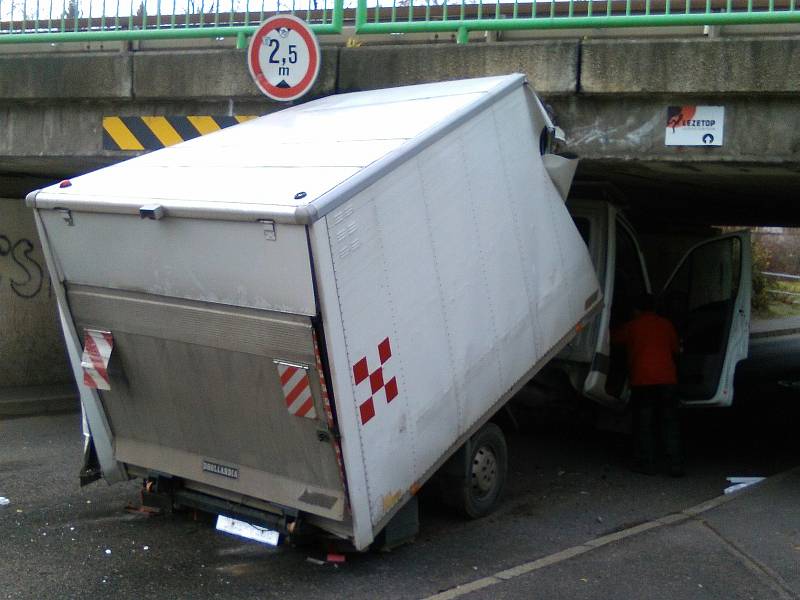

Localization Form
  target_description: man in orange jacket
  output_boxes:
[612,293,684,476]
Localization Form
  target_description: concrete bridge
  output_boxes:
[3,33,800,221]
[1,30,799,392]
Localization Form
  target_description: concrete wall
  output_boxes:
[3,37,800,174]
[337,41,579,94]
[0,198,71,387]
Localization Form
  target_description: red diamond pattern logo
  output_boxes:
[369,368,384,394]
[378,337,392,363]
[352,337,398,425]
[352,357,369,386]
[359,397,375,424]
[384,377,398,403]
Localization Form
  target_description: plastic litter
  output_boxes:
[724,476,765,494]
[306,557,325,566]
[0,497,9,506]
[215,515,280,546]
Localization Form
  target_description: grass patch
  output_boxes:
[754,279,800,320]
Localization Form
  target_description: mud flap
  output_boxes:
[372,496,419,551]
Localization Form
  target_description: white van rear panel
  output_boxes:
[41,211,316,315]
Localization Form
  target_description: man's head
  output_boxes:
[634,293,656,314]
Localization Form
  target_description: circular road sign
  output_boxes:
[247,15,321,102]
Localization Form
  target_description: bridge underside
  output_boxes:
[4,157,800,228]
[578,161,800,227]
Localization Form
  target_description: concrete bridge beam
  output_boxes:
[3,38,799,170]
[337,40,579,94]
[580,37,800,94]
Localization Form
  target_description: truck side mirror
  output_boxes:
[539,126,567,156]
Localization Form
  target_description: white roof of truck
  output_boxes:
[29,74,527,224]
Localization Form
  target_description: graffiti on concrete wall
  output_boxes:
[0,234,45,299]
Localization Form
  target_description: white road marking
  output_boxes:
[423,475,776,600]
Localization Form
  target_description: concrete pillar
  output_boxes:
[0,198,71,389]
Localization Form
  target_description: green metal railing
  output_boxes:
[1,0,799,44]
[0,0,344,45]
[357,0,800,42]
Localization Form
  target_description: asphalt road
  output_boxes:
[737,333,800,384]
[2,361,799,600]
[466,467,800,600]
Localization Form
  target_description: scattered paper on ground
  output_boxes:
[724,476,765,494]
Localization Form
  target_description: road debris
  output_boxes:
[778,380,800,390]
[326,553,346,563]
[125,503,163,516]
[724,476,765,494]
[0,497,10,506]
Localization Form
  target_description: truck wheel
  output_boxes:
[448,422,508,519]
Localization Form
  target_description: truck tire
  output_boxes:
[446,422,508,519]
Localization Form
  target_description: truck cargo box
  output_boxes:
[29,74,601,550]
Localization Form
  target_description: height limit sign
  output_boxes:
[247,15,320,102]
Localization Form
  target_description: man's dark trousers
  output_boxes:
[631,385,683,474]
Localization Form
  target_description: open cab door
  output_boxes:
[660,231,751,407]
[580,210,652,409]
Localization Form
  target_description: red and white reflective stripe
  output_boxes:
[312,331,334,429]
[80,329,114,391]
[312,330,348,495]
[275,361,316,419]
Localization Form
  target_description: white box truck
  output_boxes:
[27,74,602,550]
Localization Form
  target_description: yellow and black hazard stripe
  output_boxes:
[103,115,258,151]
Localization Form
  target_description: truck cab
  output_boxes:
[556,198,751,409]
